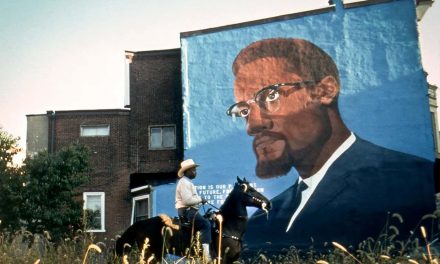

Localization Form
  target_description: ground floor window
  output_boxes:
[131,194,150,224]
[83,192,105,232]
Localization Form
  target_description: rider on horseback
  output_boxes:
[175,159,211,261]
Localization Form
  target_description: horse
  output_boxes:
[115,176,271,263]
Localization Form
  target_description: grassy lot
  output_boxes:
[0,228,438,264]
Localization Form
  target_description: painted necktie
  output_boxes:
[283,181,309,232]
[289,181,308,214]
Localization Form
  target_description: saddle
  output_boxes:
[158,214,180,230]
[172,216,192,229]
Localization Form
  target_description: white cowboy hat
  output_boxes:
[177,159,199,177]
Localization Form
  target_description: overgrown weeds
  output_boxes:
[1,226,439,264]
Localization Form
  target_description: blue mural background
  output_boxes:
[153,0,434,216]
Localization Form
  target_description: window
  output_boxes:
[83,192,105,232]
[80,125,110,137]
[149,125,176,149]
[131,195,150,224]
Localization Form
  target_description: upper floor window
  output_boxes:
[83,192,105,232]
[149,125,176,149]
[80,125,110,137]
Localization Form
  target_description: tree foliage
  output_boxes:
[20,142,91,241]
[1,127,92,241]
[0,128,24,230]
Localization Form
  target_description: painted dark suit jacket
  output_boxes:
[243,137,436,253]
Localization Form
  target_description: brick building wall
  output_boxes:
[49,109,131,239]
[128,49,183,175]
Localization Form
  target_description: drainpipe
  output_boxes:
[47,111,55,153]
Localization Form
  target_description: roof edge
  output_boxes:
[32,108,131,116]
[180,6,335,38]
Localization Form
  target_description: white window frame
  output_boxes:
[431,112,440,156]
[131,194,150,225]
[83,192,105,232]
[148,125,176,150]
[80,125,110,137]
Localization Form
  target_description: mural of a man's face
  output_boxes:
[233,57,332,178]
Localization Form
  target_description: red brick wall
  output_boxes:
[51,109,132,239]
[129,49,183,174]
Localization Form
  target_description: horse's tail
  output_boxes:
[115,224,137,256]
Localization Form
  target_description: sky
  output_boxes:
[0,0,439,161]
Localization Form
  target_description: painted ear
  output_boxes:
[237,176,243,184]
[316,75,339,105]
[243,177,248,183]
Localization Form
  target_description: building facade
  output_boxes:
[26,49,182,239]
[126,48,183,221]
[25,0,438,241]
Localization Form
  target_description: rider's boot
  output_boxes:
[202,243,211,263]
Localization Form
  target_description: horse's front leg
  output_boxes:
[221,242,241,264]
[222,251,241,264]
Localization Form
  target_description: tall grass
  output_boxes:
[0,225,439,264]
[0,229,117,264]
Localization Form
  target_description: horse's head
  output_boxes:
[235,176,271,213]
